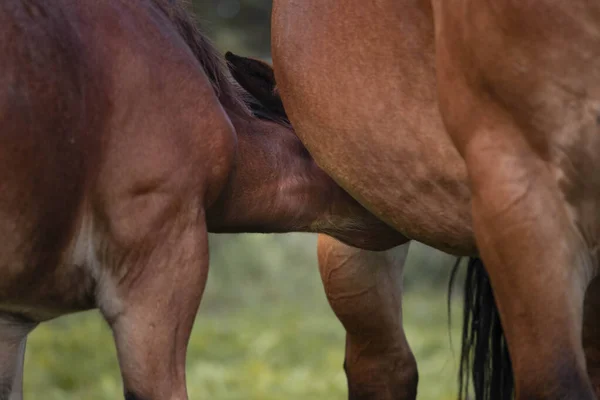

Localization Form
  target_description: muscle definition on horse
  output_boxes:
[434,1,600,399]
[269,0,600,399]
[0,1,405,399]
[229,47,499,399]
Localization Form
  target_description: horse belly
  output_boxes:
[272,0,475,255]
[0,205,99,321]
[0,0,106,320]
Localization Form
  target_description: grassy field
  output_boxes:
[23,234,464,400]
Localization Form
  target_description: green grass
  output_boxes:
[22,234,464,400]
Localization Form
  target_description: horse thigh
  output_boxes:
[317,235,416,400]
[464,146,595,399]
[0,315,36,400]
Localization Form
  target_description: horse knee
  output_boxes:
[345,347,418,400]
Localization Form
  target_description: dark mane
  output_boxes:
[152,0,250,115]
[152,0,290,126]
[153,0,291,126]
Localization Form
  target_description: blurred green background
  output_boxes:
[24,1,466,399]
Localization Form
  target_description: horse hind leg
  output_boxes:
[5,340,26,400]
[317,235,417,400]
[95,207,210,400]
[0,314,36,400]
[583,275,600,398]
[461,147,596,399]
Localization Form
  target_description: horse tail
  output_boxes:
[449,257,514,400]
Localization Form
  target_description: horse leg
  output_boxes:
[463,148,596,399]
[100,216,209,400]
[317,235,416,400]
[583,276,600,397]
[6,339,27,400]
[0,315,36,400]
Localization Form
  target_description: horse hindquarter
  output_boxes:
[433,0,600,398]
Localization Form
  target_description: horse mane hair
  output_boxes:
[151,0,290,126]
[151,0,254,117]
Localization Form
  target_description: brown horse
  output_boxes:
[224,57,420,400]
[433,1,600,399]
[226,51,420,399]
[267,0,600,399]
[228,50,484,399]
[0,1,405,399]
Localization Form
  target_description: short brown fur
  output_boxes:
[271,0,600,399]
[0,1,404,398]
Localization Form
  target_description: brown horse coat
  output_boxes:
[272,0,473,256]
[434,0,600,398]
[271,0,600,399]
[0,1,403,399]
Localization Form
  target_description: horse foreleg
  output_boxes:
[100,217,209,400]
[317,235,416,400]
[0,315,35,400]
[583,276,600,397]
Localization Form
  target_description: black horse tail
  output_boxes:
[449,257,514,400]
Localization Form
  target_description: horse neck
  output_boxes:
[207,108,405,250]
[206,110,336,234]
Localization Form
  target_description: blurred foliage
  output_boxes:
[21,2,472,399]
[192,0,273,58]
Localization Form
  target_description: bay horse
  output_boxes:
[226,50,490,399]
[266,0,600,399]
[0,1,405,399]
[433,1,600,399]
[225,51,418,398]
